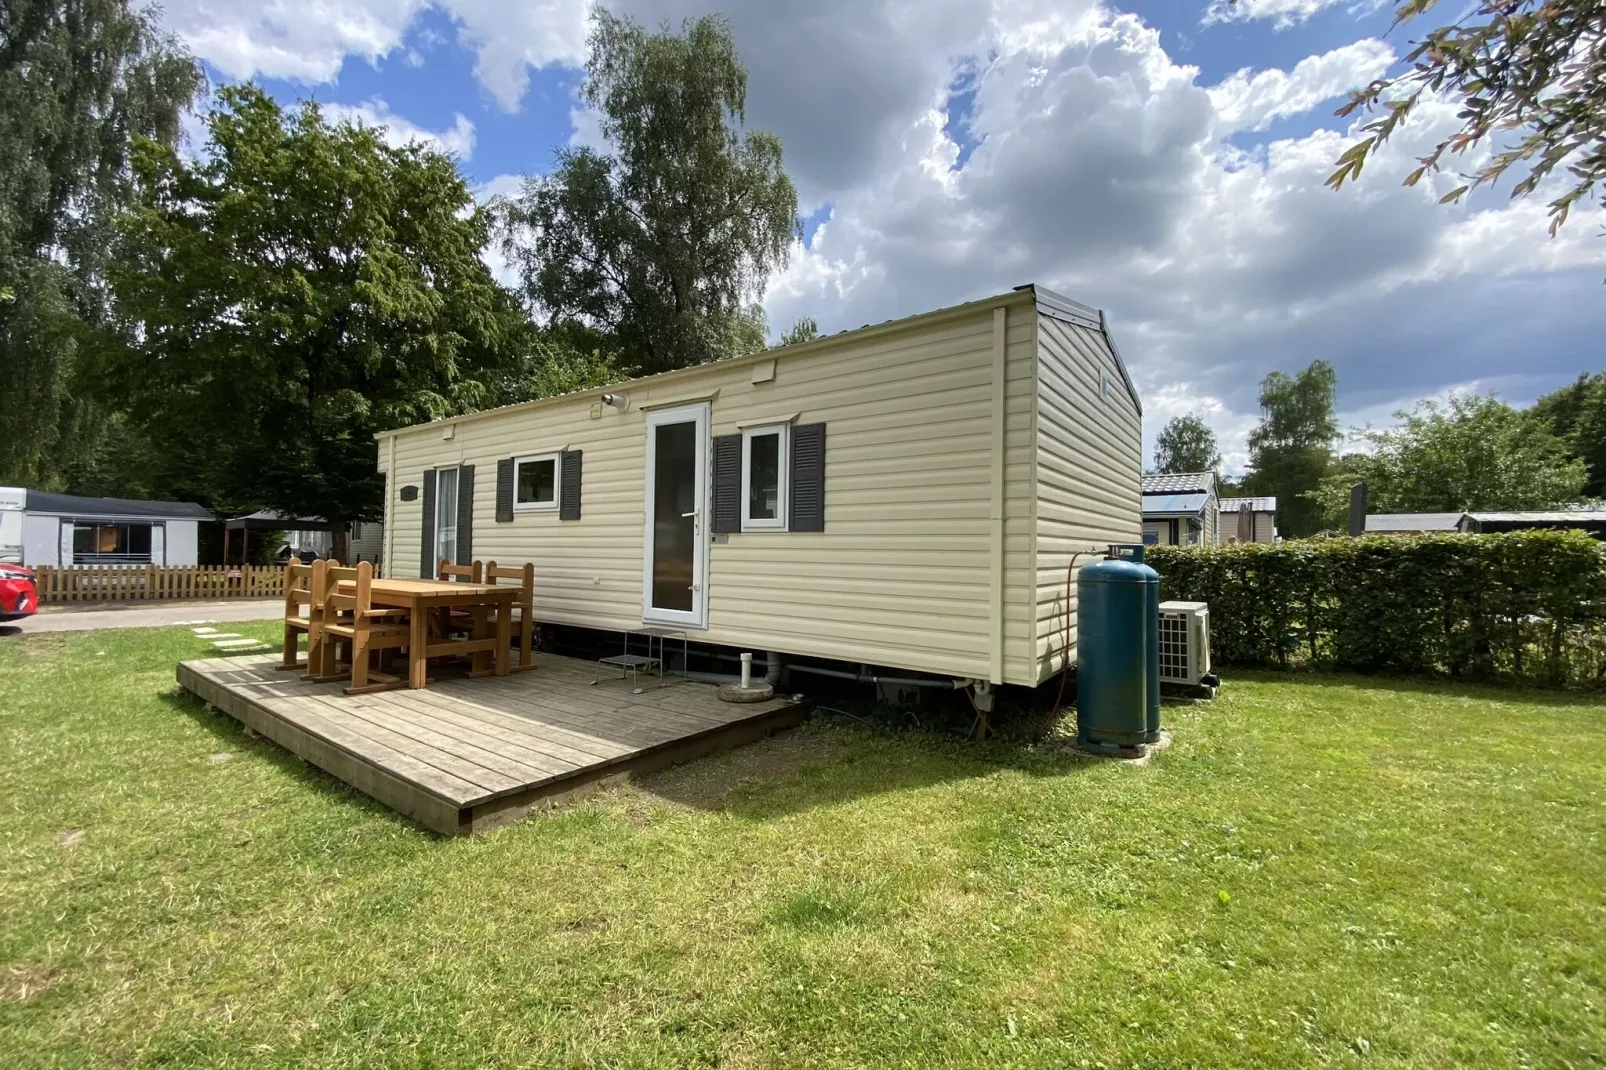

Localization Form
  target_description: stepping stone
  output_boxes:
[213,638,265,649]
[192,628,220,635]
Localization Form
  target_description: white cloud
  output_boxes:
[323,98,476,159]
[441,0,590,110]
[1209,39,1393,134]
[1202,0,1363,30]
[163,0,425,84]
[752,1,1606,456]
[159,1,588,110]
[475,173,525,201]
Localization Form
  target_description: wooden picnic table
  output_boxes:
[336,577,517,689]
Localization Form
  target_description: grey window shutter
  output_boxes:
[790,423,826,532]
[495,457,515,522]
[456,464,475,565]
[419,468,437,578]
[560,450,582,520]
[712,434,741,534]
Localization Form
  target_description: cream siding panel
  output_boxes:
[1001,315,1039,685]
[385,298,1042,683]
[1033,315,1143,683]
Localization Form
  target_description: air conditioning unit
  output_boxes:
[1158,601,1211,687]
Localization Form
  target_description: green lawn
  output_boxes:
[2,623,1604,1069]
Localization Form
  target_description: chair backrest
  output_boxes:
[310,563,356,611]
[438,559,483,584]
[284,561,313,615]
[483,561,534,607]
[327,561,372,614]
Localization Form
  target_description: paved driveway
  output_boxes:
[8,599,284,634]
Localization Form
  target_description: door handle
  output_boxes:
[681,512,697,518]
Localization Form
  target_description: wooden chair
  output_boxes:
[304,562,359,683]
[484,561,537,673]
[438,558,484,638]
[321,561,412,695]
[277,561,315,671]
[437,559,483,584]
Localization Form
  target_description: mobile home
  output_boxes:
[1141,472,1219,546]
[378,285,1143,688]
[0,488,209,567]
[1220,496,1277,543]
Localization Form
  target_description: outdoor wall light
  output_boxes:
[602,392,631,410]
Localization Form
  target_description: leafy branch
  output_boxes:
[1326,1,1606,236]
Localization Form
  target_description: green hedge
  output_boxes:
[1147,531,1606,688]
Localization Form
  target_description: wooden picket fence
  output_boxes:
[32,565,287,603]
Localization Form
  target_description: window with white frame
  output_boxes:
[514,453,561,510]
[741,424,789,531]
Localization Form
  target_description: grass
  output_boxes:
[2,622,1605,1068]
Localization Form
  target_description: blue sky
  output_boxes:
[162,0,1604,470]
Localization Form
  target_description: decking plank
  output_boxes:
[348,692,585,778]
[463,675,738,737]
[176,653,803,836]
[379,688,624,768]
[252,694,496,803]
[308,698,534,795]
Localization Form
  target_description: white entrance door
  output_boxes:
[643,403,709,628]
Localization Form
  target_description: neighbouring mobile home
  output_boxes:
[0,487,209,567]
[377,285,1143,688]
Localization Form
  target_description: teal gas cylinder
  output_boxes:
[1077,545,1161,750]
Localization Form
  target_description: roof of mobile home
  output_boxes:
[22,490,211,521]
[1141,472,1215,495]
[1364,512,1466,533]
[1220,496,1276,513]
[1141,472,1216,518]
[377,283,1142,439]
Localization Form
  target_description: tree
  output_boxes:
[0,0,202,487]
[779,316,819,346]
[503,9,799,376]
[99,85,520,554]
[1328,1,1606,237]
[492,322,622,407]
[1154,414,1222,474]
[1243,360,1339,538]
[1528,373,1606,499]
[1311,393,1587,523]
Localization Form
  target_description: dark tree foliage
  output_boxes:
[1243,360,1339,538]
[1154,414,1222,474]
[1312,393,1587,523]
[1528,372,1606,498]
[0,0,202,487]
[778,316,819,346]
[503,10,799,375]
[100,85,520,542]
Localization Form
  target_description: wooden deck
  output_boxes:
[177,652,805,836]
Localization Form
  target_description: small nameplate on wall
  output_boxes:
[711,533,729,545]
[400,485,419,502]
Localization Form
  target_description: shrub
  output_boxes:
[1147,531,1606,688]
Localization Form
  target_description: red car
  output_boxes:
[0,564,37,622]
